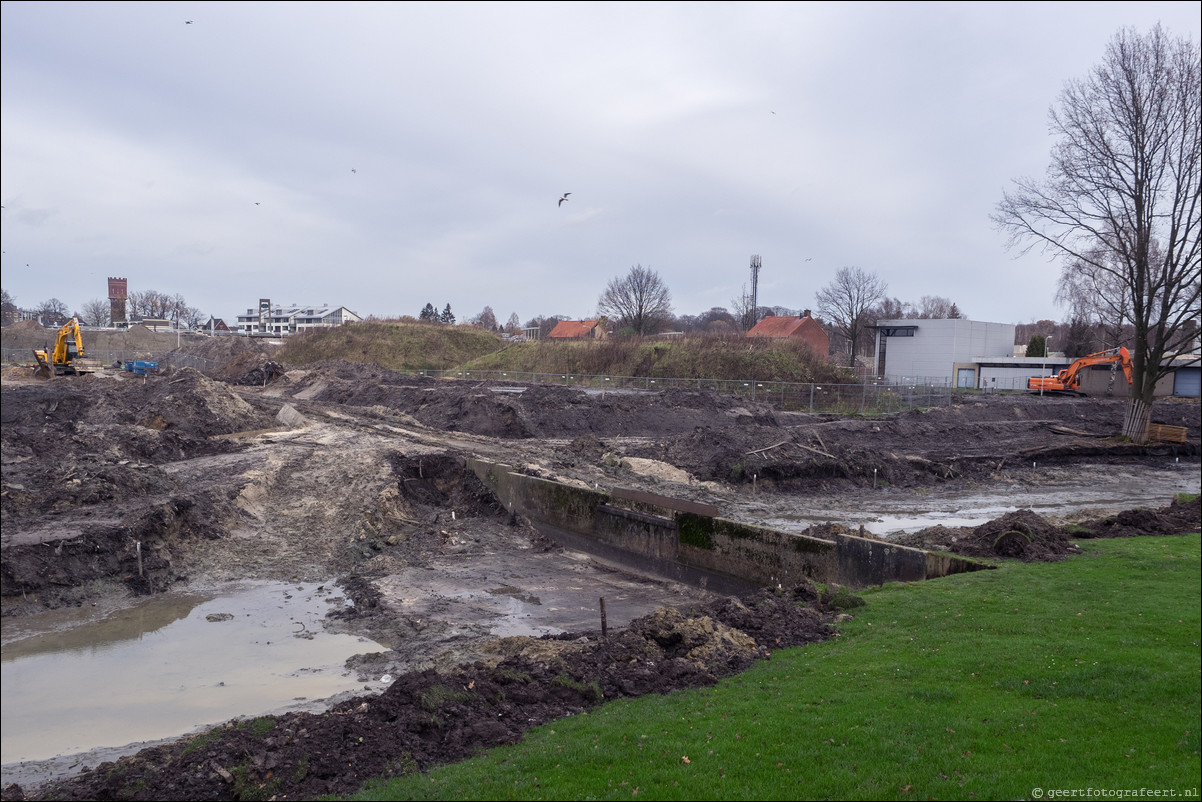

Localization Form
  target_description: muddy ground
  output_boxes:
[1,347,1199,801]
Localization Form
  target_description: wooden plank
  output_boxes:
[609,487,720,517]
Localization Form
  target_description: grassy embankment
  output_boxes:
[346,533,1201,801]
[277,321,848,383]
[274,321,505,372]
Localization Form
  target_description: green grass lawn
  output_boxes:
[346,535,1201,801]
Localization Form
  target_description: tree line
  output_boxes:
[1,288,205,329]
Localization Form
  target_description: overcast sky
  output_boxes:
[2,1,1199,328]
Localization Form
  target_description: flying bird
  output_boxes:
[185,20,193,24]
[558,193,571,207]
[351,168,357,174]
[254,202,261,206]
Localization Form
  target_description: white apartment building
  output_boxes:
[236,299,362,336]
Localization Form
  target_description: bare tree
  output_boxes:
[35,297,70,326]
[815,266,888,367]
[994,24,1200,441]
[699,306,738,333]
[596,264,673,336]
[1,289,18,326]
[79,298,111,327]
[524,315,568,339]
[505,312,521,334]
[469,306,498,331]
[874,297,911,321]
[177,304,206,330]
[128,289,174,319]
[916,295,964,319]
[730,286,756,331]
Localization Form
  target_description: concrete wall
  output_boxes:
[468,458,990,591]
[876,319,1016,384]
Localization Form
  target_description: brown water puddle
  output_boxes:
[1,581,385,766]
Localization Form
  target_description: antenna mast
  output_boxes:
[748,254,761,328]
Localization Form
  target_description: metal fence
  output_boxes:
[406,369,958,415]
[2,348,212,372]
[3,348,961,415]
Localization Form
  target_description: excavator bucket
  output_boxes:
[31,350,52,380]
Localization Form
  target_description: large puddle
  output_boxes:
[1,581,386,767]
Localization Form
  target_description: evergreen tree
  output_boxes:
[1026,334,1047,358]
[419,302,437,321]
[440,304,455,325]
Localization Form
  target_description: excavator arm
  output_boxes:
[51,318,85,366]
[1028,347,1132,395]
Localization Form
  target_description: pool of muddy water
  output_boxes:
[756,463,1200,536]
[1,580,386,767]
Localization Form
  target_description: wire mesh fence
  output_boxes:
[3,348,212,372]
[3,348,960,414]
[407,369,957,415]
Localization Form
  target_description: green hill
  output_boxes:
[277,322,849,383]
[464,334,847,383]
[275,320,505,372]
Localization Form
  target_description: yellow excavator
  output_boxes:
[32,318,94,378]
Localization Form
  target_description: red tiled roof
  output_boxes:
[747,316,807,338]
[548,319,600,338]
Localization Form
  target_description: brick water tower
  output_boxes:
[108,277,128,327]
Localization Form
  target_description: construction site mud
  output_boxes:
[1,354,1199,801]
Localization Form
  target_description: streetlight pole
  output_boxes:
[1040,336,1052,398]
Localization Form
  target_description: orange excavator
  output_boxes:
[1027,346,1133,396]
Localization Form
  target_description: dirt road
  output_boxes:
[1,358,1198,800]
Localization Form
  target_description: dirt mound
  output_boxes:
[178,336,281,380]
[1,369,278,604]
[4,320,46,333]
[1070,495,1201,538]
[896,509,1079,562]
[961,510,1078,561]
[16,584,841,802]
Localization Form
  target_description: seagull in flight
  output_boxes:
[558,192,571,207]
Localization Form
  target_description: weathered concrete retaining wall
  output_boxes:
[467,458,990,591]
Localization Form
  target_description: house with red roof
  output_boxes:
[548,317,610,340]
[746,310,829,356]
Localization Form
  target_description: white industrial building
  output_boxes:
[871,319,1037,389]
[872,318,1194,396]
